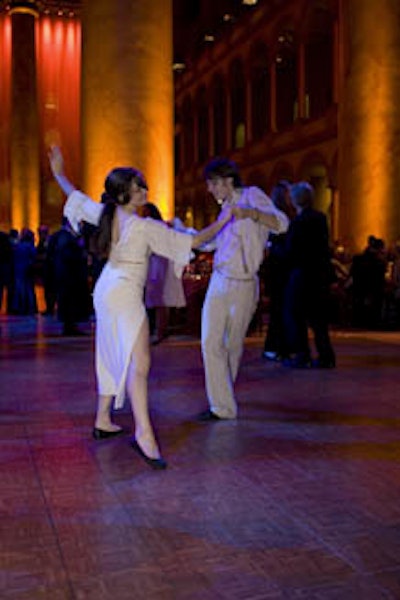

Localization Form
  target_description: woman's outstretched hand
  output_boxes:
[47,145,76,197]
[48,145,65,178]
[231,206,251,220]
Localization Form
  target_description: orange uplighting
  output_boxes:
[83,82,174,219]
[338,2,400,252]
[0,15,11,229]
[81,1,174,220]
[355,67,391,245]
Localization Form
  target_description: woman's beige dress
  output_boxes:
[64,191,193,408]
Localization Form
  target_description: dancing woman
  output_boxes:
[49,146,232,469]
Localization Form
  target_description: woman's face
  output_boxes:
[128,181,148,209]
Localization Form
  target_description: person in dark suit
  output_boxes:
[0,230,12,313]
[10,228,37,315]
[262,180,295,361]
[350,235,387,329]
[283,182,336,368]
[47,217,91,335]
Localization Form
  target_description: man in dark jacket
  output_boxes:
[0,230,12,313]
[283,182,336,368]
[47,217,90,335]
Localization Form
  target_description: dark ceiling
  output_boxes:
[173,0,265,65]
[0,0,266,63]
[0,0,265,65]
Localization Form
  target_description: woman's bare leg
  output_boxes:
[94,394,122,432]
[127,318,161,459]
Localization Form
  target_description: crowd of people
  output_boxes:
[260,218,400,353]
[328,235,400,331]
[1,149,400,469]
[1,206,398,340]
[0,220,91,335]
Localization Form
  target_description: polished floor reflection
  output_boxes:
[1,315,400,599]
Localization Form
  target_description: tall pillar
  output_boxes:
[81,0,174,218]
[10,1,40,231]
[338,0,400,251]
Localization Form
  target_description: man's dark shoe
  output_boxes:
[196,409,222,422]
[282,355,311,369]
[62,326,86,336]
[313,357,336,369]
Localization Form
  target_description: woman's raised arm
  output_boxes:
[48,146,76,197]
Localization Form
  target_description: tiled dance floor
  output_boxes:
[1,315,400,599]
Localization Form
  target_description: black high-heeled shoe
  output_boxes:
[130,439,167,470]
[92,427,124,440]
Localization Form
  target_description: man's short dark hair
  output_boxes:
[203,158,242,188]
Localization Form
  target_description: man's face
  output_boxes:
[206,177,232,203]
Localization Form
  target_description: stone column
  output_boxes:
[338,0,400,251]
[81,0,174,218]
[10,1,40,231]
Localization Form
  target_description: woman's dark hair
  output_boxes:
[203,157,242,188]
[270,180,291,213]
[142,202,163,221]
[94,167,148,259]
[105,167,148,205]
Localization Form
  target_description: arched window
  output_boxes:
[182,96,194,168]
[305,8,334,118]
[275,30,297,130]
[230,59,246,149]
[174,133,181,175]
[196,86,209,163]
[211,74,226,156]
[174,103,181,175]
[250,41,270,140]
